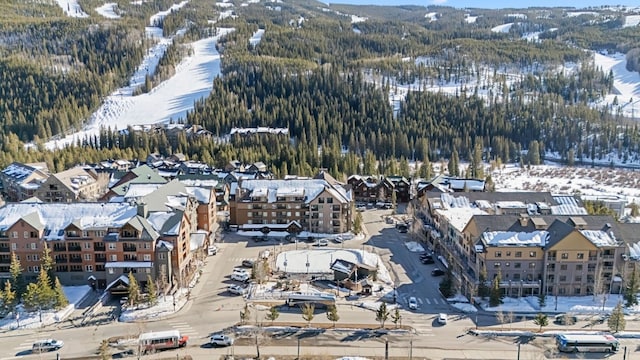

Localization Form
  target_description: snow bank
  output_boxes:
[404,241,425,253]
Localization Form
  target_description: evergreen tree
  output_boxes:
[533,313,548,332]
[326,305,339,327]
[631,201,640,217]
[53,277,69,309]
[528,140,541,165]
[375,302,389,328]
[265,306,280,324]
[625,265,640,307]
[478,264,490,299]
[353,211,363,235]
[538,290,546,309]
[489,270,503,307]
[146,274,157,305]
[448,148,459,176]
[9,252,24,298]
[301,303,315,327]
[1,280,16,313]
[127,272,141,306]
[23,269,55,310]
[390,307,402,329]
[608,302,626,333]
[41,242,55,288]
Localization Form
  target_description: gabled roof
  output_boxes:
[50,167,98,192]
[111,165,167,196]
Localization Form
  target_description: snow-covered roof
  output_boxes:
[190,231,207,251]
[105,274,129,291]
[482,231,549,247]
[580,230,618,247]
[276,187,305,197]
[124,183,164,200]
[551,204,588,215]
[185,186,211,203]
[0,203,138,240]
[147,211,180,235]
[495,201,527,209]
[435,207,487,232]
[104,261,153,268]
[241,179,350,204]
[628,242,640,260]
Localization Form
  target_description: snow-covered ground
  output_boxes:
[0,286,91,330]
[249,29,265,47]
[404,241,425,253]
[55,0,88,17]
[593,51,640,119]
[491,23,514,33]
[119,288,189,322]
[624,15,640,28]
[478,294,639,315]
[95,2,120,19]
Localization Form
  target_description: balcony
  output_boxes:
[602,254,615,260]
[588,256,597,261]
[94,244,106,252]
[0,257,10,264]
[67,244,81,251]
[123,245,137,252]
[55,256,68,263]
[95,254,106,262]
[124,255,138,261]
[69,257,83,263]
[70,265,83,272]
[53,244,66,252]
[0,246,9,253]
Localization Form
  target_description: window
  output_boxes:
[494,262,500,268]
[11,243,16,250]
[84,242,91,249]
[575,275,582,282]
[27,255,31,261]
[529,262,536,269]
[514,262,521,269]
[33,254,39,261]
[82,231,89,237]
[495,251,502,258]
[529,251,536,257]
[110,255,117,261]
[144,243,151,249]
[85,265,93,272]
[108,268,114,274]
[576,253,584,259]
[30,243,37,250]
[513,273,520,280]
[515,251,522,258]
[33,266,40,272]
[559,275,567,282]
[27,266,32,272]
[11,231,17,238]
[576,264,583,271]
[23,231,28,238]
[143,254,151,261]
[506,251,511,257]
[145,268,151,273]
[84,254,91,261]
[159,253,166,260]
[561,252,568,259]
[560,264,568,271]
[108,243,116,250]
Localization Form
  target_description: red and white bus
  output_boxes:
[139,330,188,354]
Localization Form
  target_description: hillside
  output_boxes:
[1,0,640,178]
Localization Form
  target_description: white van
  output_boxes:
[231,272,250,282]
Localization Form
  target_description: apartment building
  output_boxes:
[34,166,109,202]
[420,191,637,300]
[234,179,353,234]
[347,175,411,203]
[0,162,49,201]
[0,203,156,288]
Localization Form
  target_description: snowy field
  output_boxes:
[478,294,639,315]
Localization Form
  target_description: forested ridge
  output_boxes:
[1,0,640,179]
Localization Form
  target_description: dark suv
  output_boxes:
[431,269,445,276]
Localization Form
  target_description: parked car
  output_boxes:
[421,257,435,264]
[437,313,448,325]
[231,272,250,282]
[210,334,234,347]
[242,259,255,268]
[227,284,246,296]
[408,297,418,310]
[316,238,329,247]
[431,269,445,276]
[233,267,248,275]
[207,245,218,256]
[333,236,344,243]
[554,314,578,325]
[32,339,64,353]
[419,254,433,260]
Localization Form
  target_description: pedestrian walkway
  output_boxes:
[167,319,202,339]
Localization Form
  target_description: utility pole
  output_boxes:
[385,338,389,359]
[517,343,521,360]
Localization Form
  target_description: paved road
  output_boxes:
[1,207,639,359]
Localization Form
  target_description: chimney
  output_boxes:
[137,203,148,218]
[519,213,529,227]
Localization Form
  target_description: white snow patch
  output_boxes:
[119,289,189,322]
[567,11,599,17]
[95,3,120,19]
[464,15,478,23]
[491,23,514,33]
[594,51,640,120]
[425,12,437,22]
[56,0,89,17]
[404,241,425,253]
[351,15,367,23]
[623,15,640,28]
[249,29,265,47]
